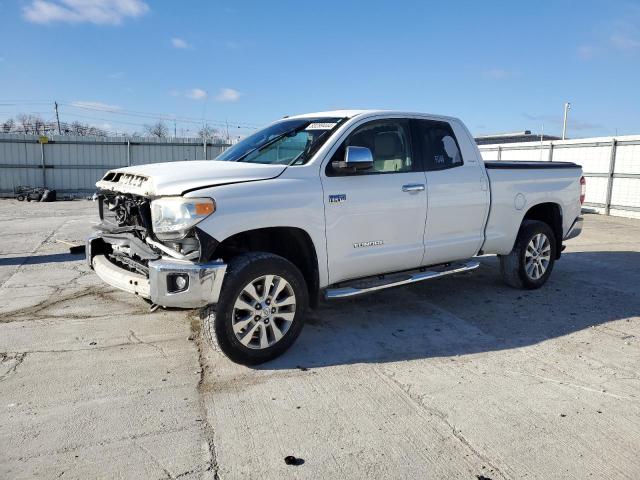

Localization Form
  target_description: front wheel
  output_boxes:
[201,252,308,365]
[499,220,556,289]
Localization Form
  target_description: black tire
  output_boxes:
[201,252,308,365]
[499,220,556,289]
[26,197,32,202]
[16,195,25,201]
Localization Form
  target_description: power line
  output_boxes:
[59,102,261,129]
[0,99,263,129]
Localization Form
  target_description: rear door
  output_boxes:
[321,118,428,284]
[413,119,489,265]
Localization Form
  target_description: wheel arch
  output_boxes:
[521,202,563,258]
[211,226,321,308]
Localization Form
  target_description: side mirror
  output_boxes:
[334,146,373,173]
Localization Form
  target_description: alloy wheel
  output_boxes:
[525,233,551,280]
[231,275,296,349]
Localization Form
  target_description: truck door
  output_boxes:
[321,118,428,284]
[413,119,489,265]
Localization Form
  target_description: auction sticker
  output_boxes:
[306,122,337,130]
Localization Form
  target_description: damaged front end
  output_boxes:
[87,190,226,309]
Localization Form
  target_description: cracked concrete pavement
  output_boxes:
[1,199,639,479]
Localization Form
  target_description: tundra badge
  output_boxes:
[353,240,384,248]
[329,194,347,204]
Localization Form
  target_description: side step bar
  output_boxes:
[324,260,480,299]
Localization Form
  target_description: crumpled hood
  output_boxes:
[96,160,286,196]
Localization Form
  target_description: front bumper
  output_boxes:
[564,216,583,241]
[86,233,226,309]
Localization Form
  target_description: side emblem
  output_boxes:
[353,240,384,248]
[329,194,346,204]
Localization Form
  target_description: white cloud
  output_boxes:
[71,101,122,112]
[186,88,208,100]
[108,71,124,79]
[22,0,149,25]
[610,33,640,51]
[171,37,191,49]
[482,68,518,80]
[215,88,241,102]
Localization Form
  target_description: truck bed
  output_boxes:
[481,160,583,256]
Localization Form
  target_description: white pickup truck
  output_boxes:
[87,110,585,364]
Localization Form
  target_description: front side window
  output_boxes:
[414,120,463,171]
[217,117,344,165]
[328,120,413,174]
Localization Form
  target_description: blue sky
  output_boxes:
[0,0,639,138]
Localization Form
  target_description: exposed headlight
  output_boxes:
[151,197,215,240]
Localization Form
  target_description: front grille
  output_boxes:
[101,171,150,190]
[99,192,152,233]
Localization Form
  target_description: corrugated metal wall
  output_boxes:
[0,133,229,195]
[478,135,640,219]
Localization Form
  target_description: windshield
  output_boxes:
[216,117,344,165]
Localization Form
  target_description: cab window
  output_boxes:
[327,120,414,175]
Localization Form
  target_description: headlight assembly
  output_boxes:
[151,197,215,240]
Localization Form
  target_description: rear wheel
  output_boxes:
[499,220,556,289]
[201,252,308,365]
[16,195,25,201]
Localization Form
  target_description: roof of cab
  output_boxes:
[286,110,372,119]
[286,109,460,123]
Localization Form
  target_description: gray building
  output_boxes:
[475,131,562,145]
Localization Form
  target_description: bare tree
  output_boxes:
[33,117,47,135]
[145,121,168,138]
[2,118,15,133]
[198,124,219,139]
[1,114,107,136]
[86,125,107,137]
[16,114,46,134]
[69,121,88,136]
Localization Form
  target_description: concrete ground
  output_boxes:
[0,200,639,480]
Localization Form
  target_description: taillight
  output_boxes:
[580,176,586,205]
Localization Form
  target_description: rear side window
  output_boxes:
[414,120,463,171]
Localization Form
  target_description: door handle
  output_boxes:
[402,183,425,192]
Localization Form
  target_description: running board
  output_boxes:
[324,260,480,299]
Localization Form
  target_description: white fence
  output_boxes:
[0,133,230,196]
[478,135,640,219]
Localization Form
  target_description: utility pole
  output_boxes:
[54,101,62,135]
[562,102,571,140]
[174,119,177,138]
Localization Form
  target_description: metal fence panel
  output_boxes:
[615,144,640,175]
[553,145,611,173]
[0,133,230,195]
[584,176,608,205]
[611,178,640,208]
[501,147,548,161]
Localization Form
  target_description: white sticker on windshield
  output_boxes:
[306,122,337,130]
